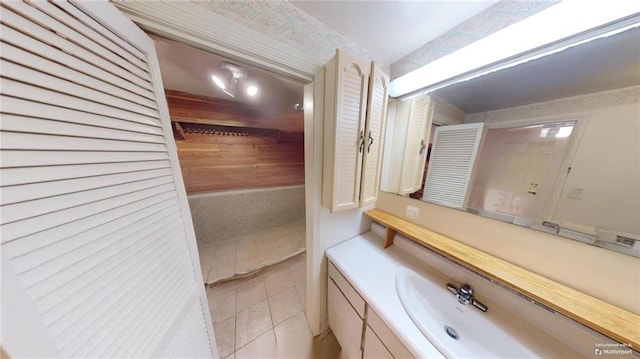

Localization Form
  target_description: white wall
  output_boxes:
[304,71,373,335]
[552,103,640,235]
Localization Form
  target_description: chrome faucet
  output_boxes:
[446,283,488,312]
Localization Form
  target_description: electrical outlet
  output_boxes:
[405,205,419,220]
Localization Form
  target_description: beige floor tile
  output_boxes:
[208,287,236,323]
[208,257,235,283]
[295,282,306,312]
[235,253,260,274]
[213,315,235,358]
[268,287,302,326]
[197,242,216,281]
[264,264,294,297]
[234,329,277,359]
[235,313,345,359]
[235,300,273,349]
[257,246,281,265]
[208,279,238,297]
[272,312,314,358]
[223,353,235,359]
[236,276,267,312]
[289,259,306,285]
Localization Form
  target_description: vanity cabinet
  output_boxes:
[328,263,365,358]
[322,49,390,212]
[328,261,415,359]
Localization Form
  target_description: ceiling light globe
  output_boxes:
[246,85,258,97]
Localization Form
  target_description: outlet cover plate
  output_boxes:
[406,205,419,220]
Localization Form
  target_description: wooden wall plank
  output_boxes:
[167,91,304,193]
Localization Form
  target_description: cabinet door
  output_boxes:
[323,50,371,212]
[360,62,390,206]
[398,95,434,194]
[328,279,363,358]
[363,325,393,359]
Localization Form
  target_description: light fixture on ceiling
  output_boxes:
[211,62,254,98]
[390,0,640,98]
[246,85,258,97]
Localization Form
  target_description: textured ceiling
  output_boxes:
[153,37,303,111]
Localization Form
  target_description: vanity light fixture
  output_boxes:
[390,0,640,98]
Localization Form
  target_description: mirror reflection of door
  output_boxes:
[467,121,575,221]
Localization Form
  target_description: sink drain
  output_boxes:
[444,325,459,340]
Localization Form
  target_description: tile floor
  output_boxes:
[206,253,347,359]
[199,221,305,284]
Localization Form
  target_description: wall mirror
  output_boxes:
[381,25,640,257]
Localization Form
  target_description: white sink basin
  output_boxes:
[395,268,538,358]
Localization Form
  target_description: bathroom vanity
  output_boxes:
[326,211,639,358]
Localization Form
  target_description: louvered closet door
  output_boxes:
[398,95,433,194]
[330,51,370,211]
[359,63,389,206]
[423,123,484,209]
[0,2,216,358]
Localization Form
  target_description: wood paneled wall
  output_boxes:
[167,90,305,193]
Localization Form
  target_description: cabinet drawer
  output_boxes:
[364,325,393,359]
[328,278,363,358]
[368,307,414,358]
[329,262,365,318]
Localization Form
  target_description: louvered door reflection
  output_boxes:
[423,123,485,209]
[0,2,215,358]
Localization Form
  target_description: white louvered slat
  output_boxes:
[1,115,164,144]
[1,3,214,358]
[53,1,146,62]
[2,1,151,83]
[360,62,389,206]
[2,43,155,111]
[2,60,158,118]
[11,204,180,278]
[1,161,171,186]
[1,131,167,152]
[2,194,178,260]
[29,1,149,73]
[1,180,175,228]
[1,151,170,168]
[66,258,185,358]
[161,297,212,358]
[1,79,161,127]
[2,167,173,207]
[0,24,155,101]
[424,123,484,208]
[0,4,154,92]
[1,42,156,109]
[1,97,162,136]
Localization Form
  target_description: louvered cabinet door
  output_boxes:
[423,123,485,208]
[398,95,434,194]
[359,62,389,206]
[0,2,216,358]
[322,50,371,212]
